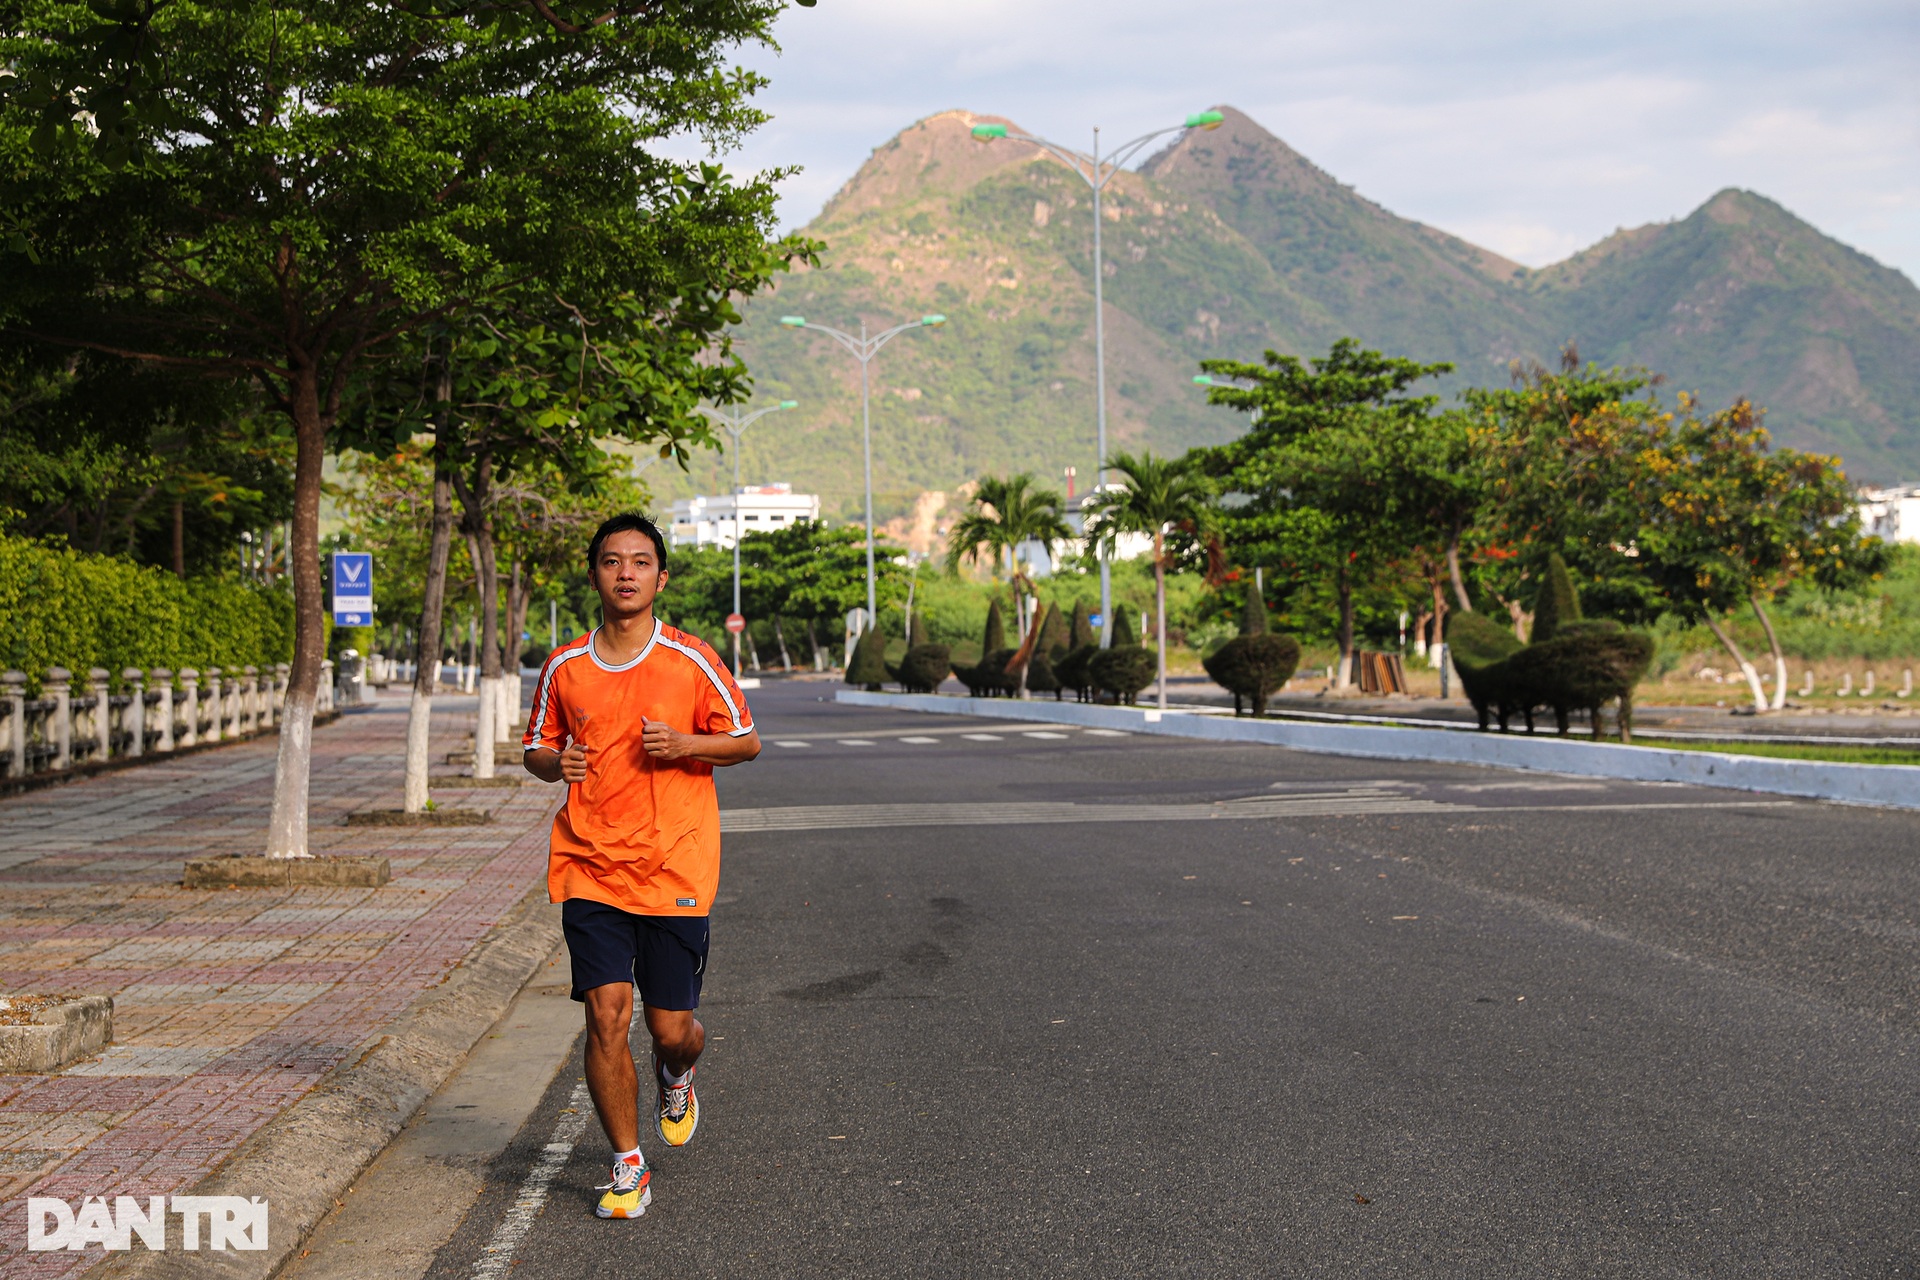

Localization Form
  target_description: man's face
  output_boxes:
[590,529,667,620]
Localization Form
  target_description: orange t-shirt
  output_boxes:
[523,620,755,916]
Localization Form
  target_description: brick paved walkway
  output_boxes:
[0,694,554,1277]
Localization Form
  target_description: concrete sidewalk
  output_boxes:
[0,694,554,1278]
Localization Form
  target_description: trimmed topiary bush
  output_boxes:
[1447,611,1526,731]
[1515,621,1656,740]
[1450,578,1653,739]
[1108,602,1139,648]
[1203,633,1301,717]
[982,648,1023,696]
[1090,644,1156,704]
[1240,585,1269,636]
[1067,600,1097,650]
[898,643,951,693]
[1531,552,1582,645]
[954,598,1012,695]
[844,626,888,691]
[1054,643,1097,702]
[1036,602,1069,662]
[1026,647,1061,698]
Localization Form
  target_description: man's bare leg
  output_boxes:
[644,1006,705,1078]
[583,983,639,1150]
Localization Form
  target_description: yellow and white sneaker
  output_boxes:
[595,1156,651,1219]
[656,1063,699,1147]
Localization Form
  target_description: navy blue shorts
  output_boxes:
[561,899,709,1010]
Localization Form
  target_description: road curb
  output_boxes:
[94,885,562,1280]
[836,690,1920,811]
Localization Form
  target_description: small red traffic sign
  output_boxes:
[725,613,746,634]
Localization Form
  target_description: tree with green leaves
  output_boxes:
[1,1,812,853]
[1637,397,1881,712]
[945,473,1072,697]
[1464,353,1671,632]
[1083,450,1212,710]
[740,519,901,668]
[1194,339,1453,688]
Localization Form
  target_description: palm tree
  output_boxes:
[1084,451,1213,710]
[946,473,1074,697]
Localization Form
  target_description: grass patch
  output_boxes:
[1634,737,1920,766]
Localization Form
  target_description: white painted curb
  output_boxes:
[835,690,1920,811]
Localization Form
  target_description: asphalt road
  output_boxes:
[419,679,1920,1279]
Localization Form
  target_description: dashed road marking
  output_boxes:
[899,737,940,745]
[774,740,812,748]
[961,733,1004,741]
[1082,729,1130,737]
[1022,731,1070,739]
[836,739,877,746]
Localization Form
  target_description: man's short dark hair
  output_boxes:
[587,514,667,573]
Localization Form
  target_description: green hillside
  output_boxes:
[655,107,1920,535]
[1528,189,1920,478]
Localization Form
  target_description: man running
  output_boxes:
[524,513,760,1219]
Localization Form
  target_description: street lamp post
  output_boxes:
[777,314,946,625]
[693,399,800,675]
[973,110,1223,645]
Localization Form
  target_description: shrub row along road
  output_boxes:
[397,679,1913,1278]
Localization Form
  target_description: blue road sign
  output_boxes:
[331,552,374,627]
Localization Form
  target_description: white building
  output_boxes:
[1859,485,1920,544]
[669,484,821,549]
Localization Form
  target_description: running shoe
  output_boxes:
[595,1156,651,1219]
[656,1061,699,1147]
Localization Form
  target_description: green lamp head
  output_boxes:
[778,315,806,327]
[779,400,798,409]
[970,123,1008,141]
[1185,110,1225,130]
[1193,375,1216,386]
[921,314,946,326]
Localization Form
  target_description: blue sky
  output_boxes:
[699,0,1919,279]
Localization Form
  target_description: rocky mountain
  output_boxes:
[659,107,1920,530]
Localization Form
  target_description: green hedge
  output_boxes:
[0,535,295,693]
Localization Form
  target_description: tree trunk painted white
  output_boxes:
[474,674,496,779]
[405,415,456,814]
[1700,611,1769,713]
[1750,593,1789,712]
[266,370,328,858]
[497,671,518,743]
[404,685,432,814]
[1333,562,1355,689]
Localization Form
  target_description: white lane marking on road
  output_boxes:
[774,740,812,748]
[899,737,940,744]
[837,739,877,746]
[719,792,1799,834]
[1082,729,1130,737]
[1022,732,1070,739]
[722,788,1456,832]
[470,1081,592,1279]
[961,733,1004,741]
